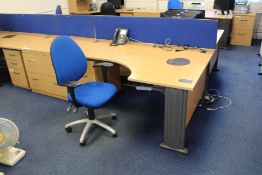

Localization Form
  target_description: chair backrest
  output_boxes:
[56,5,62,15]
[50,36,87,85]
[100,2,117,15]
[168,0,183,10]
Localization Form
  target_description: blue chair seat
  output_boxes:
[68,82,117,109]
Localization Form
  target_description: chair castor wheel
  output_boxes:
[112,132,118,137]
[80,141,86,147]
[259,72,262,75]
[65,127,72,133]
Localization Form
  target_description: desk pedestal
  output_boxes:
[160,88,188,154]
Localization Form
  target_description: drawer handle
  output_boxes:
[8,54,16,57]
[13,72,20,75]
[238,33,246,36]
[28,59,36,62]
[240,20,248,22]
[11,62,18,65]
[31,77,39,81]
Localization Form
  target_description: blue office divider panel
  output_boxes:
[56,15,94,38]
[94,16,218,49]
[0,14,95,38]
[0,14,58,34]
[0,14,12,31]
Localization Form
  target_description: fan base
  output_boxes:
[0,147,26,166]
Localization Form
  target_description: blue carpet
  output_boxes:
[0,41,262,175]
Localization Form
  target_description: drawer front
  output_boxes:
[233,16,255,29]
[27,73,67,97]
[231,29,253,46]
[3,49,22,62]
[86,60,95,75]
[8,68,29,88]
[23,52,55,76]
[80,73,96,83]
[5,58,24,70]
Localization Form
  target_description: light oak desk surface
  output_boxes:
[71,8,233,19]
[0,31,215,92]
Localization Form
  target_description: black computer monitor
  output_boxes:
[161,9,205,19]
[228,0,235,10]
[213,0,235,15]
[108,0,123,9]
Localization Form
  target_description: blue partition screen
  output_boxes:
[0,14,58,34]
[95,16,218,49]
[56,15,94,37]
[0,14,218,49]
[0,14,95,38]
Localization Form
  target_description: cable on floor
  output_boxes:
[205,89,232,111]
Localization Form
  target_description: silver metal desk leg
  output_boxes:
[160,88,188,154]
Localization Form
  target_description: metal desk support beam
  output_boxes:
[160,88,188,154]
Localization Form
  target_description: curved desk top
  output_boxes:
[0,31,215,91]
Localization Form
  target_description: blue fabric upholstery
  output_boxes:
[51,35,117,109]
[50,36,87,85]
[168,0,183,10]
[68,82,117,109]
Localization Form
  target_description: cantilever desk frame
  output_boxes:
[0,15,221,154]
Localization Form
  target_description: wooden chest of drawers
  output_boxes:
[23,51,68,99]
[22,51,121,100]
[3,49,29,89]
[231,14,256,46]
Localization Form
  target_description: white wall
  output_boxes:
[0,0,69,14]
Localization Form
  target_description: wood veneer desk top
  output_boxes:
[70,8,233,20]
[70,10,99,15]
[0,31,215,91]
[205,11,233,20]
[116,8,163,14]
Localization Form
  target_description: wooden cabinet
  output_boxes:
[3,49,29,89]
[68,0,91,14]
[23,51,67,99]
[231,14,256,46]
[22,51,121,100]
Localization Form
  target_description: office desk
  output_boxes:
[70,10,100,15]
[0,31,218,153]
[70,9,162,17]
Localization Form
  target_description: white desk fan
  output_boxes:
[0,118,25,166]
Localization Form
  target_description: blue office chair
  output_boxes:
[50,36,118,146]
[168,0,183,10]
[100,2,119,16]
[56,5,62,15]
